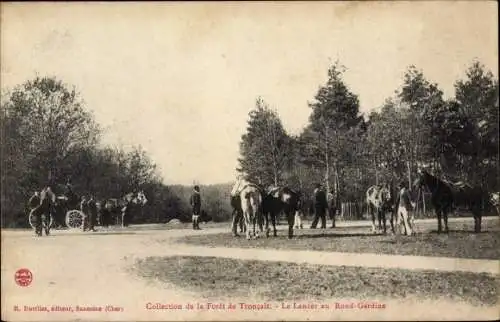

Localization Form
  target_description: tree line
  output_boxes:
[0,76,234,227]
[1,60,498,227]
[237,60,499,211]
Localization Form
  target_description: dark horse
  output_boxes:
[414,169,489,233]
[262,186,302,239]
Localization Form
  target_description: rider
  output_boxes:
[190,185,202,230]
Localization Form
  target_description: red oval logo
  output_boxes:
[15,268,33,287]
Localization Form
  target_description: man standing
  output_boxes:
[80,195,89,231]
[190,185,202,230]
[28,191,41,211]
[395,181,416,236]
[85,195,97,232]
[230,192,244,236]
[33,185,56,236]
[327,189,337,228]
[311,183,328,229]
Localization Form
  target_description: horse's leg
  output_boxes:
[473,206,482,233]
[381,210,387,234]
[243,210,251,240]
[331,207,336,228]
[377,209,383,233]
[239,214,245,233]
[264,210,270,238]
[271,211,278,237]
[287,210,294,239]
[443,209,449,234]
[401,207,412,236]
[390,208,396,234]
[370,205,377,233]
[257,210,265,237]
[436,208,442,234]
[231,209,239,237]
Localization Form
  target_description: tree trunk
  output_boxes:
[407,161,411,189]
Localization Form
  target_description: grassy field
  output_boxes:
[131,256,499,306]
[174,219,500,260]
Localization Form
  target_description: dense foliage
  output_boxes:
[2,60,498,227]
[237,60,499,211]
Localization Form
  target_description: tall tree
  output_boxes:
[397,65,445,179]
[454,60,499,187]
[302,62,364,194]
[3,76,100,184]
[237,97,292,187]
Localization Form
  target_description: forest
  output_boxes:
[1,60,498,227]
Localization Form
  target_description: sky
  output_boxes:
[1,1,498,185]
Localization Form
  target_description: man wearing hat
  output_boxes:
[190,185,202,230]
[33,185,56,236]
[311,183,328,229]
[395,181,416,236]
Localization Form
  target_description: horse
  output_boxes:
[366,184,395,234]
[97,191,148,227]
[262,186,302,239]
[414,168,489,233]
[121,191,148,227]
[240,183,264,240]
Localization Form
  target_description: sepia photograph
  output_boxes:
[1,1,499,321]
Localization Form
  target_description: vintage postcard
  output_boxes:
[1,1,498,321]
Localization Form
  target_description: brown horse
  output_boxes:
[413,169,489,233]
[262,186,302,239]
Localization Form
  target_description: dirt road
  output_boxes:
[2,217,498,321]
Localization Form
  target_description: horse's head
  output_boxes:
[379,184,392,204]
[137,190,148,205]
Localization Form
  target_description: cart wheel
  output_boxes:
[28,211,54,229]
[65,210,85,229]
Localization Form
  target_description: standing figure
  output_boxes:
[86,195,97,232]
[122,197,135,227]
[230,192,244,236]
[190,185,202,230]
[294,192,304,230]
[28,191,41,211]
[327,189,337,228]
[32,186,56,236]
[310,184,328,229]
[80,195,89,231]
[395,181,416,236]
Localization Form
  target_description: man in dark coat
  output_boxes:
[85,195,98,232]
[311,183,328,229]
[32,186,56,236]
[80,195,90,231]
[190,185,202,230]
[28,191,41,210]
[327,189,337,228]
[122,197,135,227]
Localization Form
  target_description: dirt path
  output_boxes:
[2,218,499,321]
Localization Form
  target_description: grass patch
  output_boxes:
[175,220,500,260]
[132,256,499,306]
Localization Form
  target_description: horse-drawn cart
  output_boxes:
[28,196,86,230]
